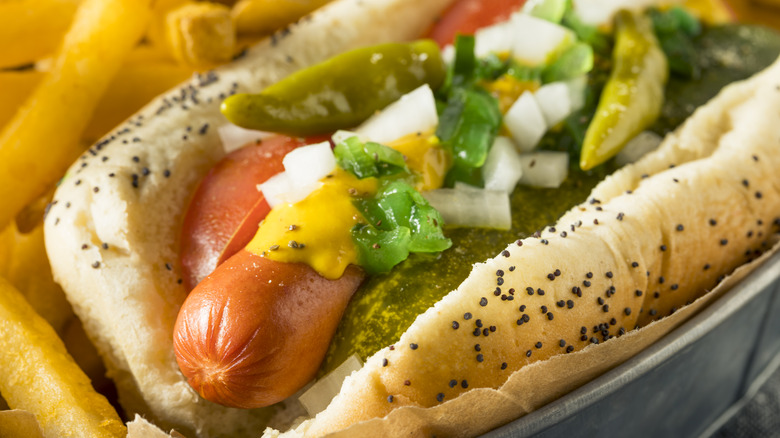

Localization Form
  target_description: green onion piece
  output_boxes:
[352,226,411,274]
[524,0,569,23]
[669,7,701,37]
[542,42,594,82]
[475,53,511,82]
[437,86,501,186]
[334,136,408,179]
[562,8,611,56]
[352,180,451,274]
[648,7,701,79]
[507,62,544,83]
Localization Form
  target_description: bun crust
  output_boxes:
[289,58,780,437]
[43,0,454,436]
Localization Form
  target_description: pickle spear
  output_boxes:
[580,10,667,170]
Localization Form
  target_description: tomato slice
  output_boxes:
[180,135,324,291]
[427,0,528,46]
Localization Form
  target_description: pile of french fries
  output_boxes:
[0,0,333,436]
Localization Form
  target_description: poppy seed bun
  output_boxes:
[279,58,780,437]
[42,0,454,436]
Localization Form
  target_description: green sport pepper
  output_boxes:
[579,10,668,170]
[221,40,446,136]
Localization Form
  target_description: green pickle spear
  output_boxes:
[580,10,668,170]
[221,40,446,136]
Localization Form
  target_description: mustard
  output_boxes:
[245,168,377,280]
[387,132,451,192]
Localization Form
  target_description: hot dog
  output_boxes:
[174,251,363,409]
[43,0,455,436]
[42,0,780,437]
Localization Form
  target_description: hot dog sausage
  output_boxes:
[174,249,364,408]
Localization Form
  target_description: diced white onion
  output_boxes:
[504,91,547,153]
[616,131,663,166]
[282,141,336,187]
[534,82,573,127]
[566,75,588,113]
[571,0,663,26]
[258,172,292,208]
[518,151,569,188]
[298,355,363,416]
[483,136,524,192]
[441,44,456,65]
[474,20,516,58]
[356,84,438,144]
[510,13,575,65]
[257,172,321,207]
[332,130,365,145]
[217,123,274,153]
[423,187,511,230]
[474,13,574,65]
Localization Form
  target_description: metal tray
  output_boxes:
[482,250,780,438]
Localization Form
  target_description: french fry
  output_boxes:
[0,0,83,68]
[232,0,332,35]
[166,2,237,68]
[0,410,45,438]
[146,0,190,49]
[0,0,155,230]
[0,62,192,145]
[0,71,41,136]
[0,222,73,335]
[0,277,126,438]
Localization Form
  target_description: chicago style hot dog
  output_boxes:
[43,0,780,437]
[43,0,454,436]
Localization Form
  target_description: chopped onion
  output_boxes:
[474,20,516,58]
[572,0,662,26]
[260,141,336,207]
[510,13,574,65]
[298,355,363,416]
[482,136,523,193]
[518,151,569,188]
[522,0,568,23]
[504,91,547,153]
[534,82,573,127]
[441,44,456,65]
[217,123,274,153]
[282,141,336,187]
[332,130,365,145]
[566,75,588,113]
[423,187,511,230]
[474,13,572,65]
[257,172,321,208]
[356,84,438,144]
[616,131,663,166]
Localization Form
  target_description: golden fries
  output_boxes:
[0,277,126,438]
[0,62,192,145]
[232,0,332,35]
[0,222,73,335]
[0,0,154,230]
[166,2,237,67]
[0,0,83,69]
[0,71,41,136]
[0,410,45,438]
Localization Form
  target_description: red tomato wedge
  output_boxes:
[427,0,528,46]
[180,135,325,291]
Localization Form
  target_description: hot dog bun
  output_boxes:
[42,0,454,436]
[275,57,780,437]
